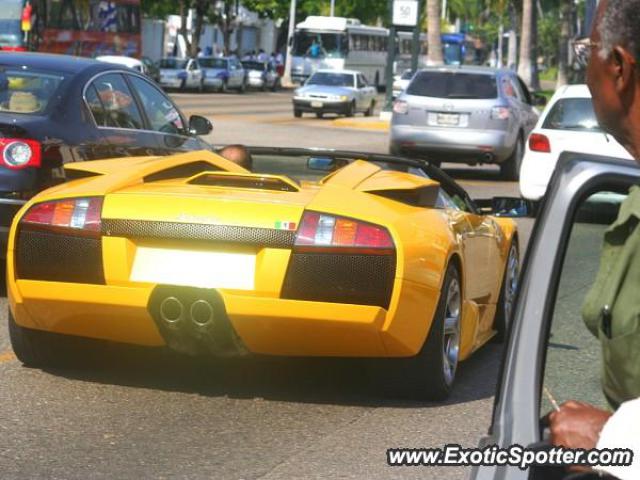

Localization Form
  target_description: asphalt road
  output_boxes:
[0,90,537,480]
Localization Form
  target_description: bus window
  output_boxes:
[292,31,347,59]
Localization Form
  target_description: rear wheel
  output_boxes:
[493,240,519,342]
[379,264,462,400]
[315,111,324,119]
[293,109,302,118]
[365,100,375,117]
[500,135,524,181]
[8,309,78,368]
[345,101,355,117]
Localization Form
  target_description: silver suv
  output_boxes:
[389,67,542,180]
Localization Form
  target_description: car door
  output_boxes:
[187,59,201,88]
[127,74,207,154]
[470,153,640,480]
[85,72,161,158]
[514,75,539,134]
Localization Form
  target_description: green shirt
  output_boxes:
[583,186,640,408]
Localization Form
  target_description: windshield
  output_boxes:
[443,42,463,65]
[307,72,354,87]
[0,69,67,114]
[159,59,187,70]
[542,98,601,131]
[293,31,347,59]
[199,58,226,69]
[406,71,497,99]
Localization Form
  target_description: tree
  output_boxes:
[517,0,536,87]
[426,0,443,65]
[556,0,571,87]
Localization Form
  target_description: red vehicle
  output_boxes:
[0,0,140,57]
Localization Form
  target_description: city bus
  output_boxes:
[291,16,388,88]
[0,0,140,57]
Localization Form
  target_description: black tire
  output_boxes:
[500,135,524,181]
[493,240,519,343]
[271,79,280,92]
[8,309,75,368]
[315,111,324,119]
[345,101,355,117]
[294,109,302,118]
[365,100,375,117]
[377,264,462,400]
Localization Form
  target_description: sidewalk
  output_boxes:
[331,116,390,132]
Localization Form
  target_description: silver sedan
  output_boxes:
[158,57,203,92]
[292,70,377,118]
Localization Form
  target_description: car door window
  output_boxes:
[85,83,108,127]
[516,76,533,105]
[129,75,185,135]
[540,188,631,419]
[89,73,144,130]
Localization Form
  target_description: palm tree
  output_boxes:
[556,0,572,87]
[517,0,534,87]
[427,0,444,65]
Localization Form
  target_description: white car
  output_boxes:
[519,84,633,200]
[392,69,413,99]
[158,57,204,92]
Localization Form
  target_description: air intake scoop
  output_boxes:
[187,172,300,192]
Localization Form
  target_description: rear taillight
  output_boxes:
[295,212,394,254]
[21,197,103,237]
[491,107,511,120]
[528,133,551,153]
[393,100,409,114]
[0,138,41,169]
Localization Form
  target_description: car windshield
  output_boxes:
[542,98,601,131]
[406,71,498,99]
[307,72,354,87]
[199,58,226,69]
[159,59,187,69]
[242,61,265,71]
[0,68,67,114]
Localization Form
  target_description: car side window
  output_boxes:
[89,73,144,130]
[539,188,630,420]
[129,75,185,135]
[516,76,533,105]
[85,84,108,127]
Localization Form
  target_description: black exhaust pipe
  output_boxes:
[159,296,184,325]
[190,299,214,326]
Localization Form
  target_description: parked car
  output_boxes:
[95,55,159,83]
[199,56,246,93]
[140,56,161,83]
[158,57,203,92]
[241,60,280,91]
[519,84,633,200]
[392,69,413,99]
[0,52,213,256]
[8,147,525,400]
[470,152,638,480]
[292,70,377,118]
[390,66,544,179]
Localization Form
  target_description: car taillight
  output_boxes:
[393,100,409,114]
[21,197,103,237]
[529,133,551,153]
[294,211,394,254]
[0,138,41,169]
[491,107,511,120]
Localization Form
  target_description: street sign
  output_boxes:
[392,0,419,27]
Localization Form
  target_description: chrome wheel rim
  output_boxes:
[504,245,519,324]
[442,277,461,386]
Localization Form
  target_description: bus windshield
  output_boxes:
[0,0,23,48]
[293,31,347,59]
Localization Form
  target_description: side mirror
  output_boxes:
[532,93,548,107]
[307,157,348,171]
[189,115,212,136]
[477,197,534,217]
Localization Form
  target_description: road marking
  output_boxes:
[0,350,16,363]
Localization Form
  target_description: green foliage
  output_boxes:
[141,0,180,19]
[243,0,386,25]
[538,8,560,65]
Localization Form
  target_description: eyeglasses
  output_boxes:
[572,37,602,68]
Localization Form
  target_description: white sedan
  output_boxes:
[519,84,633,201]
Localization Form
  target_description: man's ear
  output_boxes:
[612,45,637,93]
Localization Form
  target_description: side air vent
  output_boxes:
[188,173,299,192]
[368,185,440,208]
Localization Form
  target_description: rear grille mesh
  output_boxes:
[15,229,105,284]
[281,253,396,308]
[102,219,295,248]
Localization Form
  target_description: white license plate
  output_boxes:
[130,247,255,290]
[311,101,323,108]
[437,113,460,126]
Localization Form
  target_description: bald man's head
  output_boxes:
[218,145,253,171]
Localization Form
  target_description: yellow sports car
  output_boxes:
[7,148,523,399]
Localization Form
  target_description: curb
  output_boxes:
[331,118,390,131]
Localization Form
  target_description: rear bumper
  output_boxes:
[389,124,513,163]
[8,277,439,357]
[0,198,27,258]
